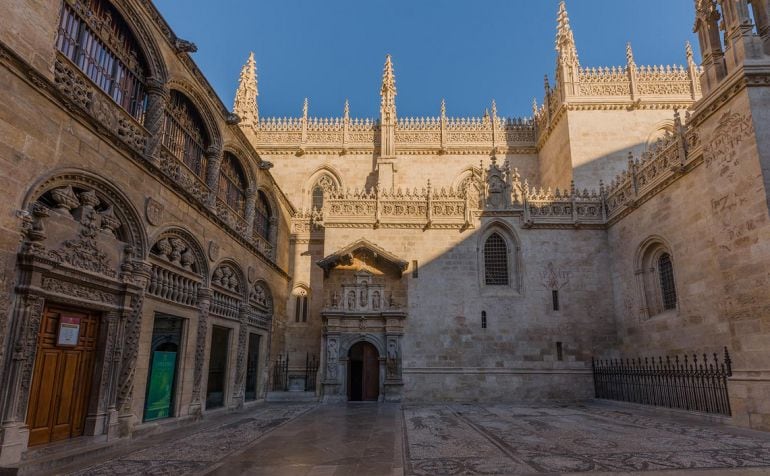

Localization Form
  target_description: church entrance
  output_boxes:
[348,342,379,401]
[26,306,100,446]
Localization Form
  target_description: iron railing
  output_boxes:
[305,353,318,392]
[271,354,289,391]
[592,347,732,416]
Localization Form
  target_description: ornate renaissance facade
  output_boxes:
[0,0,769,470]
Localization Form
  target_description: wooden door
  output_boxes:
[362,343,379,401]
[26,306,99,446]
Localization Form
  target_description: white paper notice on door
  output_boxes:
[57,316,81,346]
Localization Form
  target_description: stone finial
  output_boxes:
[343,99,350,121]
[440,98,446,119]
[544,74,551,94]
[685,41,696,68]
[380,54,397,124]
[491,99,497,119]
[626,42,635,66]
[233,52,259,125]
[555,1,579,66]
[532,97,538,117]
[302,97,309,119]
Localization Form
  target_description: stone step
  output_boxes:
[265,391,318,403]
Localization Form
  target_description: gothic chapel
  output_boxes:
[1,0,770,469]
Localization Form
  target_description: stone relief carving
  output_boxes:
[704,111,755,172]
[15,294,45,421]
[540,262,570,290]
[145,197,163,226]
[41,277,116,304]
[326,338,338,380]
[386,338,399,379]
[208,240,220,261]
[212,263,241,293]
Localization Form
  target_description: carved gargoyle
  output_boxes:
[225,113,241,125]
[174,38,198,54]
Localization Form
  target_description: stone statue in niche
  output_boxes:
[359,282,368,307]
[326,339,338,379]
[330,291,338,308]
[372,290,380,310]
[347,290,356,310]
[386,340,398,378]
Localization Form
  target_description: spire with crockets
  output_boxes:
[233,52,259,125]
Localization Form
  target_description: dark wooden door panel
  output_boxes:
[26,306,99,446]
[363,344,379,401]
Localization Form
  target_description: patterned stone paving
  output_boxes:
[403,404,770,475]
[67,403,316,475]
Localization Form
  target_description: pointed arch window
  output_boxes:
[218,153,247,216]
[162,91,209,178]
[483,232,509,286]
[637,240,678,318]
[310,174,335,211]
[254,191,272,241]
[56,0,148,120]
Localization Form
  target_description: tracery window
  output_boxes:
[218,153,247,216]
[310,175,335,211]
[162,91,209,178]
[483,232,509,286]
[56,0,148,120]
[254,191,272,241]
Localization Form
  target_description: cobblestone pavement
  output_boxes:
[60,402,770,475]
[67,403,316,475]
[403,403,770,475]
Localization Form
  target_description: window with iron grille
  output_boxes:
[162,91,209,178]
[658,253,677,310]
[218,153,247,216]
[254,191,272,241]
[56,0,147,121]
[484,233,509,285]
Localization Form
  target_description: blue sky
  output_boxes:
[153,0,699,119]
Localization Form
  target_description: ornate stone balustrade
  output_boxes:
[321,185,471,229]
[53,55,148,154]
[251,114,536,154]
[604,114,701,223]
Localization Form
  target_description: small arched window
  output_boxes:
[637,239,678,318]
[483,233,509,286]
[311,186,324,211]
[218,153,247,216]
[658,253,677,311]
[162,91,209,178]
[254,191,272,241]
[294,288,309,323]
[56,0,148,120]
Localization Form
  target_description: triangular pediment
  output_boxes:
[316,238,408,277]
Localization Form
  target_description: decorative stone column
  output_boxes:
[0,293,45,467]
[232,303,249,409]
[143,78,169,164]
[84,310,120,437]
[189,286,211,416]
[205,146,223,205]
[244,186,257,237]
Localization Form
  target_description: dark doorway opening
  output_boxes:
[144,314,183,422]
[244,333,260,401]
[206,326,230,409]
[347,341,379,401]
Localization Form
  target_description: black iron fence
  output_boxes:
[272,354,289,391]
[592,347,733,416]
[305,353,318,392]
[271,353,318,392]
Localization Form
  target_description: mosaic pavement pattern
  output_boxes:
[402,404,770,475]
[68,403,316,475]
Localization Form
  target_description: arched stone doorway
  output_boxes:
[348,342,379,401]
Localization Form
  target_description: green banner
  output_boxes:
[145,351,177,421]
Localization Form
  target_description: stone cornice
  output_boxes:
[689,65,770,128]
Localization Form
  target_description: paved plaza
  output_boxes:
[54,403,770,476]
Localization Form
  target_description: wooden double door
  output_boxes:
[26,306,100,446]
[348,342,379,401]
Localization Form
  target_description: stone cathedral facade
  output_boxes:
[0,0,769,469]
